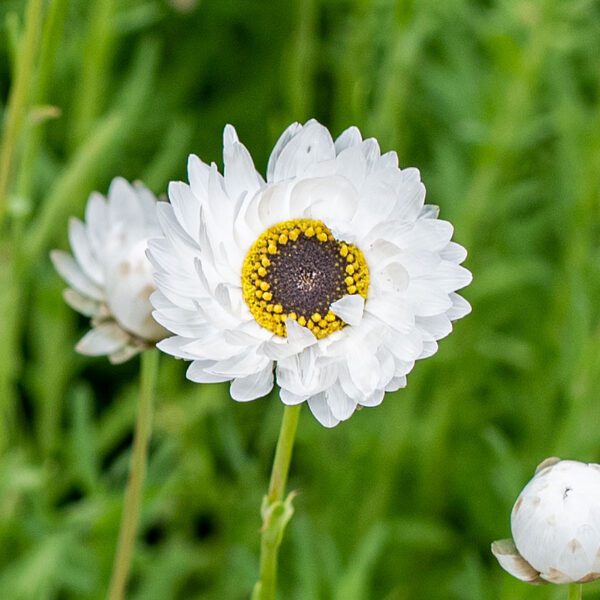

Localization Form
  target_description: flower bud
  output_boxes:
[492,458,600,584]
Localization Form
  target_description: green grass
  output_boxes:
[2,0,600,598]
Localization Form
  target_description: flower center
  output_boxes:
[241,219,369,338]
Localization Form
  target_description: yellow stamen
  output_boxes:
[241,218,369,338]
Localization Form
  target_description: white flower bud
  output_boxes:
[492,458,600,584]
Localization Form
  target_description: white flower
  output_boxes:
[148,120,471,426]
[51,177,167,363]
[492,458,600,584]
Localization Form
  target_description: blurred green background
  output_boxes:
[2,0,600,598]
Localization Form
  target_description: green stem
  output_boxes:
[254,403,302,600]
[107,348,159,600]
[568,584,583,600]
[0,0,44,225]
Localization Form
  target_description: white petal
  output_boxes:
[385,376,407,392]
[68,218,103,285]
[335,144,367,190]
[76,323,129,356]
[51,250,104,301]
[230,363,274,402]
[287,319,317,349]
[307,392,340,428]
[280,388,309,405]
[447,293,471,321]
[418,262,472,293]
[350,177,399,239]
[168,181,201,240]
[187,360,231,383]
[372,261,409,295]
[441,241,468,264]
[63,289,101,317]
[262,321,316,361]
[266,122,302,182]
[384,328,423,362]
[157,335,198,360]
[334,126,362,153]
[107,177,145,238]
[365,295,414,333]
[223,124,264,201]
[416,314,452,341]
[359,388,385,407]
[326,385,356,421]
[188,154,210,199]
[109,344,141,364]
[400,219,454,251]
[270,120,335,182]
[85,191,109,256]
[406,281,452,317]
[346,347,380,395]
[330,295,365,326]
[206,352,270,378]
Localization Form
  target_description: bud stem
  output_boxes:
[107,348,159,600]
[568,584,583,600]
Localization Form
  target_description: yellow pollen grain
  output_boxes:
[263,291,272,301]
[261,257,271,267]
[268,244,277,254]
[311,312,322,322]
[346,254,354,263]
[345,264,355,275]
[260,281,270,291]
[273,304,283,314]
[317,232,328,242]
[340,244,348,257]
[305,226,315,237]
[278,234,288,244]
[298,316,307,326]
[325,311,336,322]
[255,290,263,298]
[258,266,267,277]
[345,276,354,286]
[348,285,357,294]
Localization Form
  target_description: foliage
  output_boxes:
[1,0,600,598]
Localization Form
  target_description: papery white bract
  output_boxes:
[51,177,167,363]
[492,458,600,584]
[149,120,472,426]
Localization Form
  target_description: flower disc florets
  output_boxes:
[492,458,600,584]
[148,120,472,426]
[242,219,369,339]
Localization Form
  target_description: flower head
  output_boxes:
[492,458,600,584]
[149,120,471,426]
[51,177,167,363]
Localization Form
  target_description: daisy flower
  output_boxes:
[492,458,600,584]
[148,120,472,426]
[51,177,167,363]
